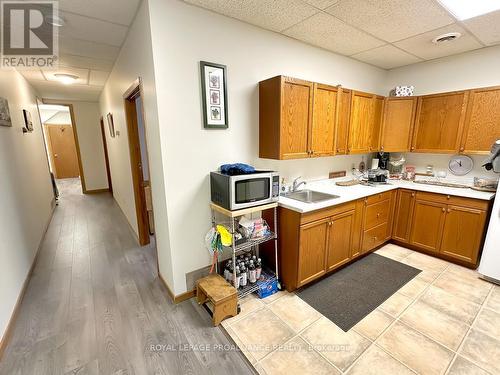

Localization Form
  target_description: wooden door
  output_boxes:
[335,88,352,155]
[298,218,328,287]
[461,86,500,154]
[410,199,447,253]
[281,77,313,159]
[440,206,487,264]
[348,91,373,153]
[326,210,355,271]
[46,125,80,179]
[412,91,469,153]
[392,189,416,243]
[381,97,417,152]
[369,95,384,152]
[310,83,338,156]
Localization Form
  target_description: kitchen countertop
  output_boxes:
[279,178,496,213]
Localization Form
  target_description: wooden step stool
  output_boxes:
[196,274,238,326]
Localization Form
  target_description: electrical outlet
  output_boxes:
[329,171,346,179]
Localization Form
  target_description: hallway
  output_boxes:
[0,181,253,375]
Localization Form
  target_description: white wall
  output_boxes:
[44,110,71,125]
[147,0,388,294]
[99,0,175,287]
[43,100,108,191]
[0,69,54,343]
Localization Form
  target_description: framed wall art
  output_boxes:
[22,109,33,132]
[200,61,228,129]
[0,97,12,127]
[107,112,115,138]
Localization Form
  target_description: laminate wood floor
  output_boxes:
[0,178,254,375]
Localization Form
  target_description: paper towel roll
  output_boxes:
[371,159,379,170]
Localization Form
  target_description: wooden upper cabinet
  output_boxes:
[326,210,355,271]
[460,86,500,154]
[335,88,352,155]
[348,91,383,154]
[259,76,313,160]
[381,97,417,152]
[412,91,469,153]
[440,205,487,265]
[298,218,328,287]
[310,83,338,157]
[410,199,447,253]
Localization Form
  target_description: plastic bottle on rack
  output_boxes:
[224,260,232,281]
[248,261,257,284]
[256,258,262,279]
[240,264,247,287]
[227,264,233,283]
[234,266,241,288]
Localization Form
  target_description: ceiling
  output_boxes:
[19,0,142,101]
[183,0,500,69]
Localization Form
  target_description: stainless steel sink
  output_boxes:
[283,189,340,203]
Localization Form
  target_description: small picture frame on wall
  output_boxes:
[107,112,115,138]
[22,109,33,132]
[200,61,228,129]
[0,97,12,127]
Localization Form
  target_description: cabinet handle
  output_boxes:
[411,146,415,151]
[447,195,450,199]
[460,147,465,152]
[411,193,415,197]
[447,208,451,213]
[442,208,446,212]
[377,213,381,218]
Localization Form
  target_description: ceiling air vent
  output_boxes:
[432,32,462,44]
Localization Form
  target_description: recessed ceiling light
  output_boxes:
[54,73,79,85]
[432,32,462,44]
[437,0,500,20]
[45,14,65,27]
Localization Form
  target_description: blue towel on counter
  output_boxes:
[220,163,256,175]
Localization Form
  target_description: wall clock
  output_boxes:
[448,155,473,176]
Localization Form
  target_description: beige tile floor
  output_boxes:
[221,243,500,375]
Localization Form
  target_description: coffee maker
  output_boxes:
[377,151,390,170]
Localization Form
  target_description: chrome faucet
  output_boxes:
[292,176,307,192]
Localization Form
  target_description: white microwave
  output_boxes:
[210,171,280,211]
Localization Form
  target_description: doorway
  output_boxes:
[38,103,85,196]
[124,78,155,246]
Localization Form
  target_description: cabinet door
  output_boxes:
[369,95,384,152]
[281,77,313,159]
[410,199,447,253]
[392,189,416,243]
[348,91,373,153]
[298,218,328,287]
[412,91,469,153]
[326,210,355,271]
[381,97,417,152]
[311,83,338,157]
[440,206,487,264]
[461,86,500,154]
[335,88,352,155]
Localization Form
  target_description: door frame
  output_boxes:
[100,116,113,195]
[123,78,152,246]
[42,100,87,194]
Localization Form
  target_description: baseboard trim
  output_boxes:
[85,188,110,194]
[0,204,55,360]
[158,273,196,304]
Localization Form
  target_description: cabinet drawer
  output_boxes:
[365,191,392,206]
[364,199,390,230]
[415,191,489,210]
[362,222,388,253]
[301,201,357,224]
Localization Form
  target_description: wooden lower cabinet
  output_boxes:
[326,210,356,271]
[409,199,447,253]
[392,189,416,243]
[440,205,487,264]
[297,218,329,287]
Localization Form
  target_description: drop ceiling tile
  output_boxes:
[19,70,46,81]
[302,0,339,10]
[89,70,110,87]
[394,24,483,60]
[351,44,422,69]
[184,0,319,32]
[284,12,385,56]
[59,36,120,62]
[58,54,115,71]
[325,0,455,43]
[463,10,500,46]
[44,67,89,85]
[33,81,102,101]
[59,11,128,47]
[58,0,141,26]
